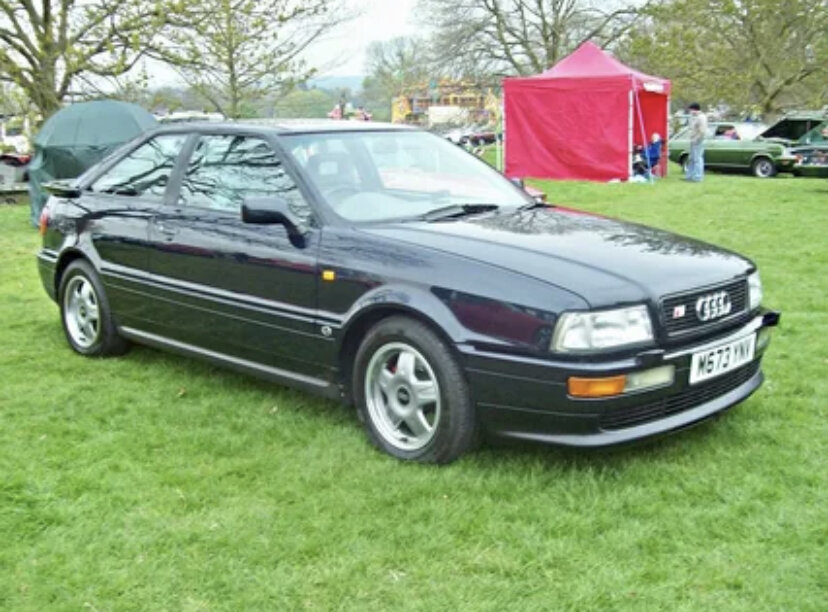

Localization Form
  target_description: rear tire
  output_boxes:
[353,316,477,464]
[751,157,776,178]
[59,260,129,357]
[680,154,689,174]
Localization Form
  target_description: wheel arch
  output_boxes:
[749,152,775,165]
[337,302,461,402]
[54,249,91,297]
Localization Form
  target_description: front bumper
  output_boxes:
[776,155,797,172]
[461,312,780,447]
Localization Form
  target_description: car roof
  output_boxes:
[709,121,764,129]
[153,118,417,136]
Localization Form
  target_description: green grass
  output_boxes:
[1,168,827,610]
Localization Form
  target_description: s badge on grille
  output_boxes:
[695,291,732,322]
[672,304,686,319]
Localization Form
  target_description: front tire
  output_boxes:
[751,157,776,178]
[59,260,129,357]
[353,316,477,464]
[680,154,689,174]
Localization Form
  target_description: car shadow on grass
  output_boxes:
[116,343,738,472]
[124,343,352,420]
[472,409,739,473]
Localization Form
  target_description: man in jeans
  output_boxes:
[685,102,708,182]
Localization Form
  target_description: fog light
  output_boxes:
[568,375,627,398]
[624,365,675,392]
[756,328,772,351]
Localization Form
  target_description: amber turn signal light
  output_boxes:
[38,209,49,237]
[568,375,627,398]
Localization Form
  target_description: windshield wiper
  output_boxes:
[517,200,549,212]
[420,203,500,222]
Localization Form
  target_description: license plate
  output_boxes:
[689,334,756,385]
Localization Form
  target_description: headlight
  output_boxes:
[551,305,654,353]
[748,272,762,310]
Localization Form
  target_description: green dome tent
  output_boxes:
[28,100,157,225]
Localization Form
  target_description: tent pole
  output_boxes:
[495,91,506,174]
[633,88,653,182]
[628,89,633,179]
[500,94,506,173]
[666,95,671,177]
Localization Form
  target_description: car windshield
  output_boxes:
[281,130,530,222]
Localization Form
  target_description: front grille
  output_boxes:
[661,279,748,336]
[599,360,760,431]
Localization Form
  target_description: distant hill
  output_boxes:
[307,75,365,93]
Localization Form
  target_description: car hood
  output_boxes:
[360,207,753,306]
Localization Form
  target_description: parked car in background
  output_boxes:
[669,121,788,178]
[0,152,30,186]
[441,124,500,147]
[0,117,31,154]
[467,126,499,146]
[442,125,472,145]
[791,122,828,178]
[157,111,224,124]
[37,120,779,463]
[669,111,828,178]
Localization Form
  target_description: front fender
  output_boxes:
[336,281,564,357]
[336,282,471,347]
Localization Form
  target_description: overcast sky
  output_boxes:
[145,0,419,85]
[308,0,420,76]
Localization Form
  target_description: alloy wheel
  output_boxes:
[754,159,774,178]
[364,342,441,451]
[63,275,100,349]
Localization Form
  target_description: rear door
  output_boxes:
[144,131,328,378]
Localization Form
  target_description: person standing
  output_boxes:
[686,102,708,182]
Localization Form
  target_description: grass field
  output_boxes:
[1,167,826,610]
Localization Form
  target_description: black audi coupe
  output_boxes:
[37,120,779,463]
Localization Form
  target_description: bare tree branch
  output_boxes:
[420,0,651,77]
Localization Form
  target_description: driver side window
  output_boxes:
[178,134,312,222]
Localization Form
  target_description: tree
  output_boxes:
[419,0,651,77]
[623,0,828,115]
[364,37,431,96]
[166,0,349,119]
[273,87,336,118]
[360,36,431,119]
[0,1,178,117]
[0,82,30,116]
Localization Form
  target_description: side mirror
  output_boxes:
[241,196,307,245]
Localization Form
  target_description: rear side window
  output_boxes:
[91,134,187,197]
[178,134,311,220]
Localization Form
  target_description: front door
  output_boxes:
[145,133,327,378]
[82,133,188,327]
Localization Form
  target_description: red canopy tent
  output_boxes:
[503,42,671,182]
